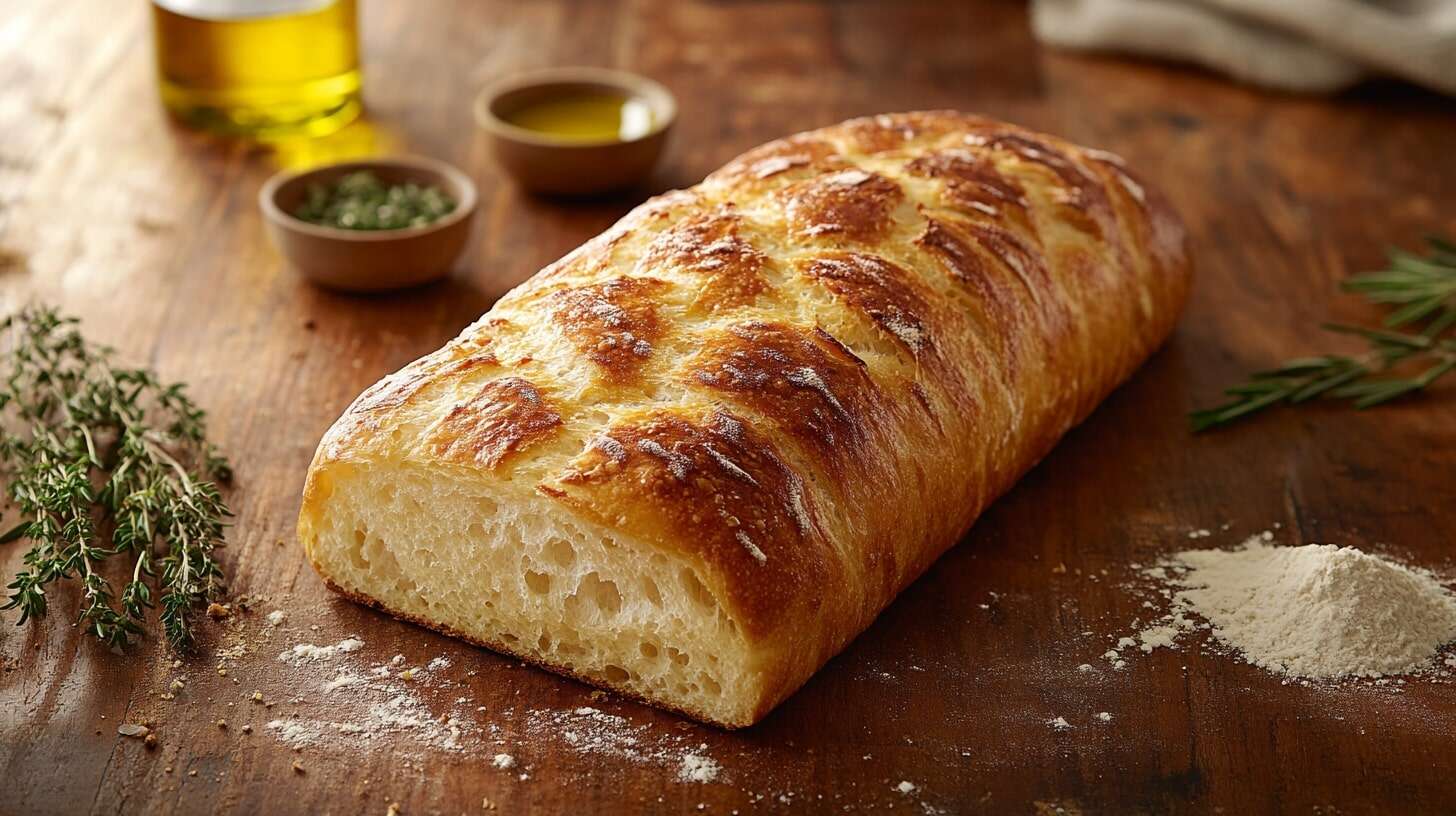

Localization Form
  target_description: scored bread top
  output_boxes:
[310,111,1189,719]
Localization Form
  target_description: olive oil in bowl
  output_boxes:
[475,67,677,196]
[501,92,656,143]
[151,0,361,139]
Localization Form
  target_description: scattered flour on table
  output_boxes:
[1046,716,1072,731]
[678,753,721,783]
[266,640,726,785]
[277,636,364,666]
[267,639,474,752]
[1107,533,1456,679]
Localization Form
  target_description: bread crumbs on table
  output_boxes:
[188,770,198,777]
[216,719,228,729]
[292,760,306,774]
[145,733,158,749]
[386,803,401,816]
[241,724,252,734]
[206,603,231,620]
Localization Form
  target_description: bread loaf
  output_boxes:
[297,111,1190,727]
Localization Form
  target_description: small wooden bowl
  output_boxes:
[475,67,676,196]
[260,156,477,293]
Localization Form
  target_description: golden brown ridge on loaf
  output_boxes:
[298,110,1192,728]
[798,252,933,357]
[686,321,890,476]
[635,209,771,314]
[780,169,905,243]
[547,276,671,382]
[427,376,562,470]
[548,408,830,641]
[906,148,1033,227]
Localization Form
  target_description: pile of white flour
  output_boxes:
[1127,536,1456,679]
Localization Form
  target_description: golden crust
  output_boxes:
[299,110,1192,727]
[425,376,561,470]
[546,407,832,644]
[635,208,771,315]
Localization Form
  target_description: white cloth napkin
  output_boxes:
[1031,0,1456,95]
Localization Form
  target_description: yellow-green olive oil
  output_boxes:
[151,0,361,139]
[503,92,655,143]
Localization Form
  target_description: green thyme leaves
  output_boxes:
[0,305,232,649]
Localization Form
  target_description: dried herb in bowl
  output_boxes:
[294,170,456,231]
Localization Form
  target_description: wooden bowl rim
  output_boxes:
[259,155,478,243]
[473,66,678,149]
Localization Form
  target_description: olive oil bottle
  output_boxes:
[151,0,362,139]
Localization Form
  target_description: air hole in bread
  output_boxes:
[576,572,622,616]
[680,568,716,610]
[640,576,663,606]
[309,471,335,501]
[640,641,659,659]
[524,569,551,595]
[603,664,630,683]
[546,538,577,568]
[363,536,415,593]
[666,646,690,667]
[538,633,552,652]
[347,527,369,570]
[701,674,722,696]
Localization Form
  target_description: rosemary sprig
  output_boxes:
[1192,235,1456,431]
[0,305,232,649]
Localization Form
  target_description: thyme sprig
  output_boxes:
[1192,236,1456,431]
[0,305,232,649]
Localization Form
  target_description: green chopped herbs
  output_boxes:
[1191,235,1456,431]
[293,170,456,230]
[0,305,232,650]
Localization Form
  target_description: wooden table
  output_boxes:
[3,1,1455,814]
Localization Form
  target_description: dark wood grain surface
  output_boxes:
[3,1,1455,814]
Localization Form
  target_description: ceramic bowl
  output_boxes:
[260,156,477,293]
[474,67,676,196]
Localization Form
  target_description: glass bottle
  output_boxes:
[151,0,362,139]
